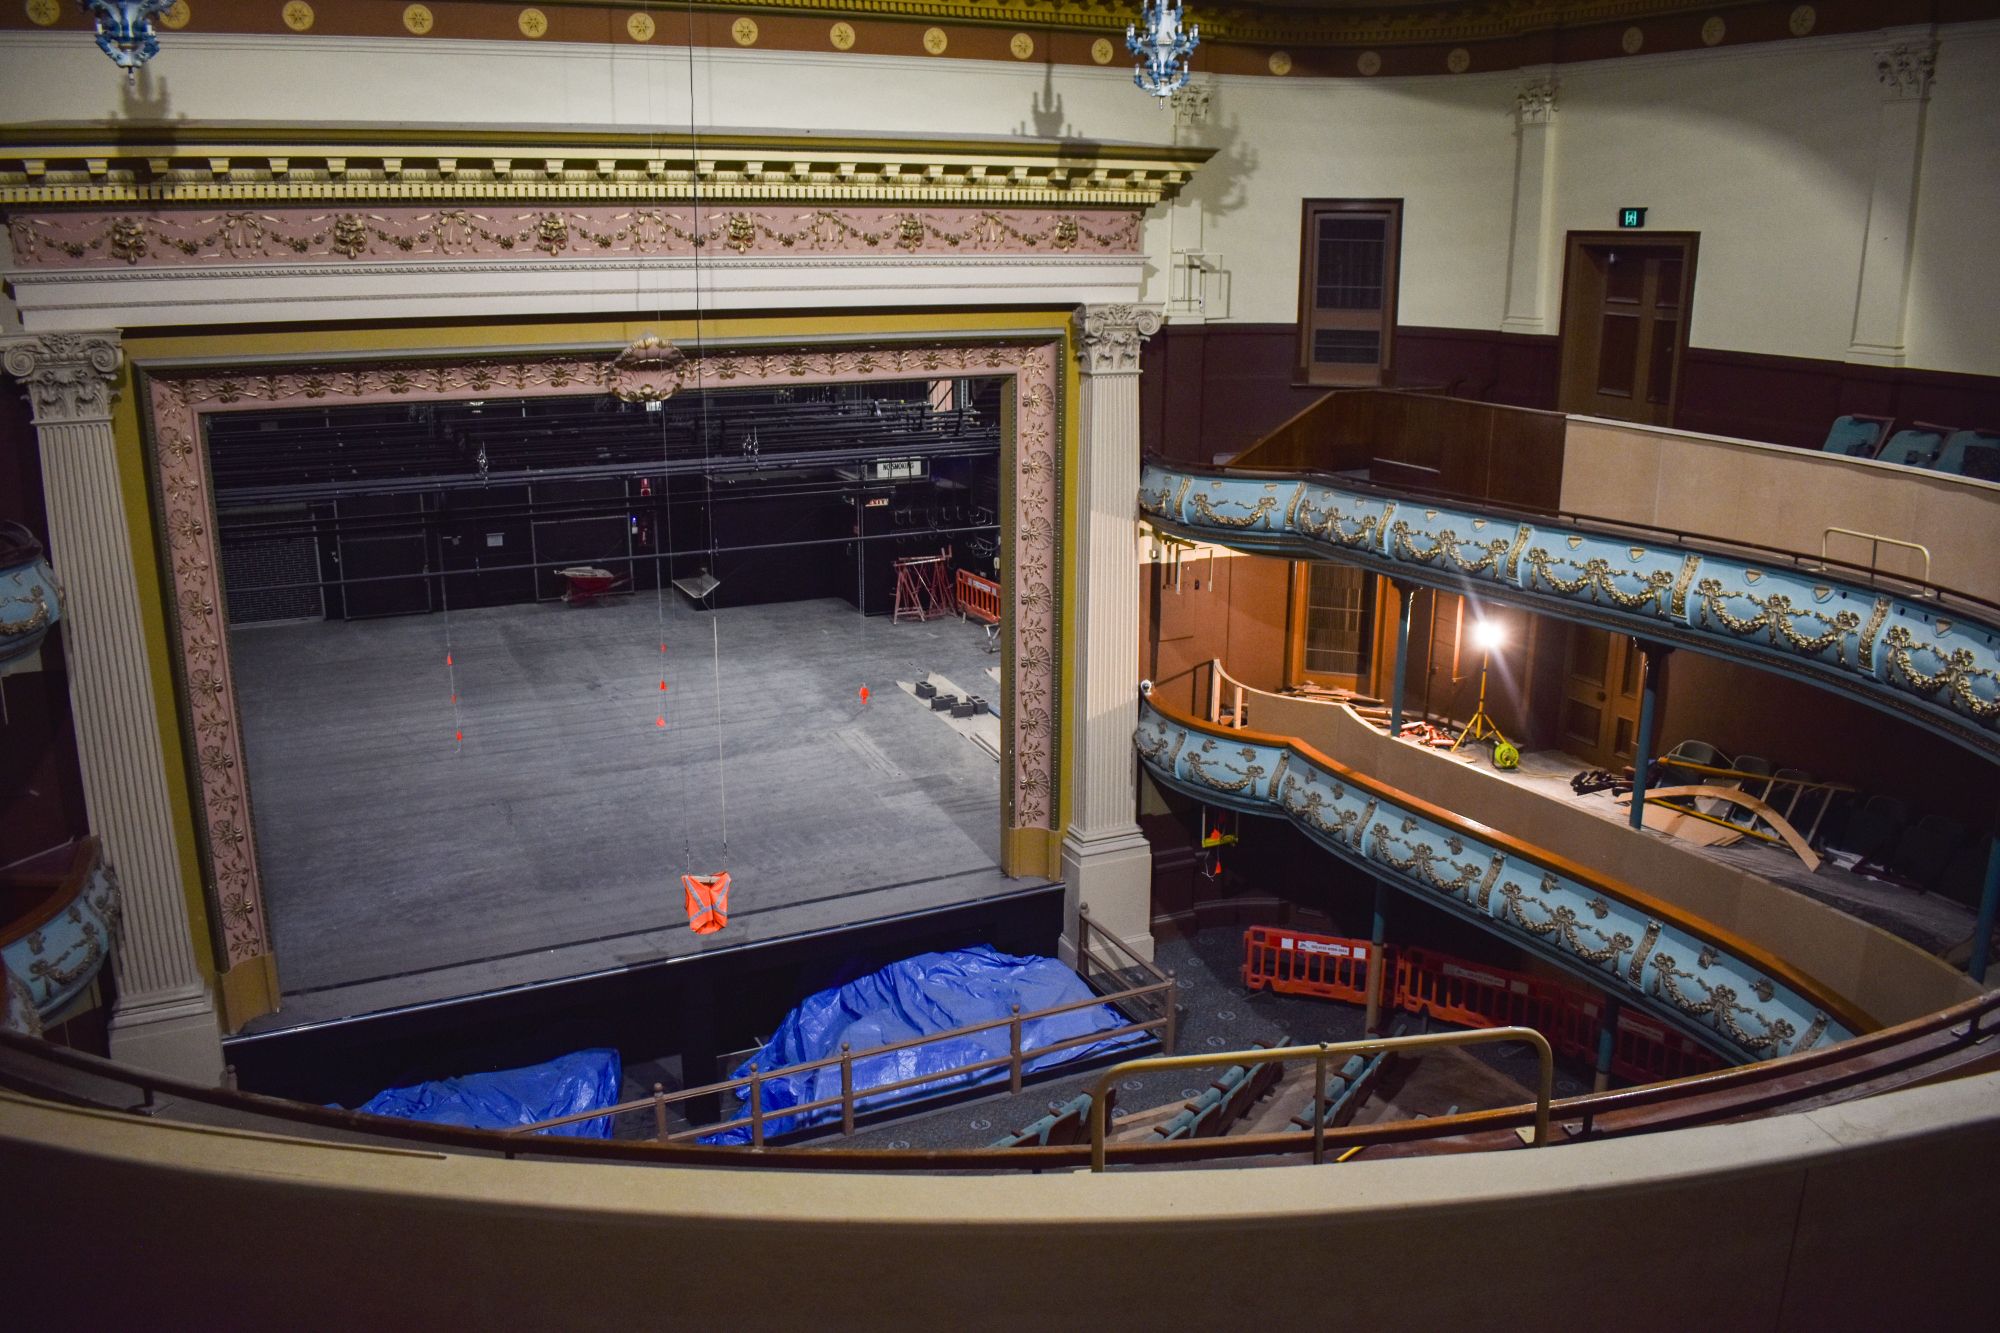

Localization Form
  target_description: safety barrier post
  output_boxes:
[1388,578,1413,739]
[651,1082,668,1140]
[1971,836,2000,983]
[839,1043,855,1135]
[1593,998,1621,1094]
[1311,1044,1329,1164]
[748,1064,764,1148]
[1364,881,1388,1035]
[1628,643,1672,830]
[1164,972,1179,1053]
[1009,1005,1024,1094]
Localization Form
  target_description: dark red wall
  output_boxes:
[1676,349,2000,451]
[1140,322,2000,465]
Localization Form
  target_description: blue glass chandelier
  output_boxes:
[1128,0,1200,99]
[80,1,175,79]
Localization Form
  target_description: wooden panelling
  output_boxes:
[1662,650,1999,835]
[1139,552,1293,718]
[1677,348,2000,451]
[1143,323,2000,465]
[1229,388,1569,513]
[1141,323,1563,467]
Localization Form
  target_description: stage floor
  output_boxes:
[230,595,1019,1030]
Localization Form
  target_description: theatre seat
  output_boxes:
[1932,429,2000,478]
[1876,424,1951,468]
[1819,414,1892,458]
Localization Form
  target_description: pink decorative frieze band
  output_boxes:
[14,206,1141,270]
[145,337,1062,969]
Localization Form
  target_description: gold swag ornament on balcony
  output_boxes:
[609,334,688,405]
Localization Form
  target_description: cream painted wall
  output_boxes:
[0,25,1994,371]
[1164,72,1519,329]
[1907,28,2000,377]
[1547,39,1878,362]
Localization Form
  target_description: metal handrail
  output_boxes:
[1142,691,1878,1039]
[512,973,1175,1141]
[1822,526,1933,587]
[1085,1026,1555,1171]
[1150,455,2000,617]
[3,991,1996,1171]
[1651,757,1853,795]
[517,900,1178,1141]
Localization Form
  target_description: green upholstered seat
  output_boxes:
[1877,425,1948,468]
[1932,429,2000,476]
[1819,414,1889,457]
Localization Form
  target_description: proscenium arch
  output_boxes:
[134,321,1072,1022]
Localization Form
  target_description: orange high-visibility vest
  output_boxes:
[683,873,730,934]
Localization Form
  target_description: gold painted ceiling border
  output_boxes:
[525,0,1772,47]
[0,127,1209,209]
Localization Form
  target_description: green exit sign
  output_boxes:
[1619,207,1649,228]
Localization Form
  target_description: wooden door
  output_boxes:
[1558,626,1643,767]
[1558,235,1696,425]
[1287,561,1376,692]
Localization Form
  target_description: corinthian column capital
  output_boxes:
[2,333,124,426]
[1515,73,1559,125]
[1874,42,1936,102]
[1073,303,1163,376]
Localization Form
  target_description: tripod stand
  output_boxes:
[1449,647,1510,755]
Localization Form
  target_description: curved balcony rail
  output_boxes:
[1139,462,2000,760]
[1136,692,1871,1067]
[3,838,120,1033]
[1084,1027,1555,1171]
[6,988,1998,1172]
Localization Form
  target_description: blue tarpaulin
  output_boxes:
[702,946,1146,1144]
[353,1048,624,1138]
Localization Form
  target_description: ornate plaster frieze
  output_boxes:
[1873,41,1937,101]
[1073,303,1162,375]
[147,337,1062,969]
[1141,464,2000,758]
[7,205,1141,272]
[1136,699,1856,1064]
[0,333,123,425]
[0,128,1209,210]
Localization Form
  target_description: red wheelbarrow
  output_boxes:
[555,566,628,605]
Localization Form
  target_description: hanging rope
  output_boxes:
[683,0,729,873]
[441,555,463,751]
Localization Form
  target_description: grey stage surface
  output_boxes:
[230,595,1018,1029]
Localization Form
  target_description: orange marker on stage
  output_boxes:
[445,653,453,666]
[454,729,462,742]
[859,685,870,704]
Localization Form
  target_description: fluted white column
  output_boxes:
[1061,304,1162,964]
[3,333,222,1081]
[1501,71,1559,337]
[1847,37,1936,366]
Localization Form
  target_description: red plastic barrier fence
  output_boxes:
[1242,925,1378,1005]
[956,568,1001,625]
[1395,946,1574,1035]
[1244,927,1721,1086]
